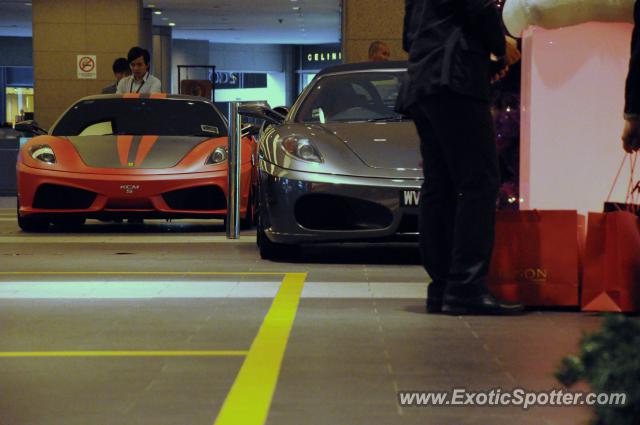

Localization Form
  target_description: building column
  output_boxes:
[32,0,143,129]
[152,25,172,94]
[341,0,407,63]
[282,45,297,107]
[0,68,6,124]
[140,7,153,53]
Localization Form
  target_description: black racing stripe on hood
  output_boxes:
[66,136,211,169]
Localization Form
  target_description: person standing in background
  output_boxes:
[368,41,391,61]
[102,57,131,94]
[116,46,162,94]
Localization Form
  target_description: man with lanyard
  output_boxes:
[116,46,162,94]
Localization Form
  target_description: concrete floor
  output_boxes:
[0,197,605,425]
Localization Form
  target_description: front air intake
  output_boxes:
[295,193,393,231]
[33,184,96,209]
[162,185,227,211]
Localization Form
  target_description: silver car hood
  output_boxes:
[321,122,421,171]
[261,121,423,180]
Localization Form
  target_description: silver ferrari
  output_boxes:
[240,61,423,259]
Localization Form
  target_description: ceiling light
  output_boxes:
[161,17,168,21]
[148,3,155,7]
[24,2,32,5]
[292,6,300,10]
[153,10,162,15]
[168,22,176,27]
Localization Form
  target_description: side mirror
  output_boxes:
[238,104,286,125]
[241,123,262,137]
[15,120,48,136]
[272,106,290,117]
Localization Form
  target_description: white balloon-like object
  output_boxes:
[502,0,635,37]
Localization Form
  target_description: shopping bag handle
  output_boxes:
[607,152,639,213]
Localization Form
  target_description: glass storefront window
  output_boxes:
[299,73,317,93]
[6,87,34,125]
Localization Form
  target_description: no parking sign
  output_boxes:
[77,55,97,79]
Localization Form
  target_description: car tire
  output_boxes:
[16,201,49,232]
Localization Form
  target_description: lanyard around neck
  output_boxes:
[129,72,148,93]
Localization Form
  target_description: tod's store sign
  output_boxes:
[301,44,343,70]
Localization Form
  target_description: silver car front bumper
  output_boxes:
[259,161,423,244]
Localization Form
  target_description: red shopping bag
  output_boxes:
[487,210,585,307]
[581,211,640,312]
[582,153,640,312]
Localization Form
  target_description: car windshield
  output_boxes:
[51,98,227,137]
[294,71,407,124]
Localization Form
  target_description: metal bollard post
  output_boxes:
[226,102,241,239]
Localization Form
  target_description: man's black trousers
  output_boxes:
[411,92,500,298]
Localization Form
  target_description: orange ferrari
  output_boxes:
[16,94,257,231]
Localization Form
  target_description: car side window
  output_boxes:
[78,121,113,136]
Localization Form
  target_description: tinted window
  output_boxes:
[295,71,405,123]
[52,98,228,137]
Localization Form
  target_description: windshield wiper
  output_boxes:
[364,116,408,122]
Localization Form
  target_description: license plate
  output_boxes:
[400,190,420,207]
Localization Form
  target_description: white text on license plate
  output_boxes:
[401,190,420,207]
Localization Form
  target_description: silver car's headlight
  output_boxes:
[281,136,323,163]
[30,145,56,164]
[206,146,228,165]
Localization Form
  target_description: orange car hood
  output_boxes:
[65,135,211,169]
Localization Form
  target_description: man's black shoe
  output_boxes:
[441,293,524,315]
[426,282,445,314]
[426,297,443,313]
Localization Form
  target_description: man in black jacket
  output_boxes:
[623,0,640,153]
[101,58,130,94]
[403,0,523,315]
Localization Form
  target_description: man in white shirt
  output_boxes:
[116,46,162,94]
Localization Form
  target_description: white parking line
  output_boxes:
[0,235,256,243]
[0,281,425,299]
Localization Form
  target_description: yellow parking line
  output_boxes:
[213,272,306,425]
[0,271,306,424]
[0,350,248,358]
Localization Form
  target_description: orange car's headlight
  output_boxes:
[29,145,56,164]
[206,146,228,165]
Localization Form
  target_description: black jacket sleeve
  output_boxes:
[403,0,416,53]
[462,0,506,57]
[625,0,640,117]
